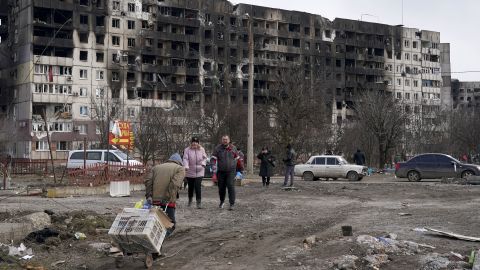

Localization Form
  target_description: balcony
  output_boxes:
[33,36,73,48]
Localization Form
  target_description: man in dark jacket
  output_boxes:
[212,135,239,210]
[282,144,296,186]
[353,149,366,166]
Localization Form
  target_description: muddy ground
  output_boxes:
[0,175,479,269]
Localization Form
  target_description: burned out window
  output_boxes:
[79,0,89,6]
[79,33,88,43]
[96,34,104,45]
[128,3,135,12]
[79,50,88,61]
[96,16,105,27]
[112,1,120,10]
[80,15,88,25]
[96,52,104,62]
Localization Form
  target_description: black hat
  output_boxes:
[191,137,199,143]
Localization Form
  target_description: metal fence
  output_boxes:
[66,163,147,187]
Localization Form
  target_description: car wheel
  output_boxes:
[358,177,363,181]
[347,171,359,181]
[407,170,421,182]
[303,171,314,181]
[461,170,474,179]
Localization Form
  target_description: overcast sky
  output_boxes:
[236,0,479,81]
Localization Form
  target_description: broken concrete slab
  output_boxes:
[22,212,51,230]
[331,255,358,270]
[0,223,35,243]
[420,253,450,270]
[364,254,389,268]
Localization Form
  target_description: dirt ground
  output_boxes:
[0,174,479,269]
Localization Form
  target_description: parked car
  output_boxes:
[395,153,480,181]
[294,155,367,181]
[67,150,143,172]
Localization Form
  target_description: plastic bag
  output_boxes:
[134,199,144,209]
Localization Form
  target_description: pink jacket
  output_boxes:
[183,146,207,178]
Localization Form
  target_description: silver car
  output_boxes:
[294,155,367,181]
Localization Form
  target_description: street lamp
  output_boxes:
[246,13,254,176]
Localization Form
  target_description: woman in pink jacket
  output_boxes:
[183,137,207,209]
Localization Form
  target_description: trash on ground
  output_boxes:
[8,243,33,257]
[26,228,59,243]
[413,227,428,233]
[74,232,86,240]
[51,260,66,267]
[21,254,34,260]
[398,212,412,216]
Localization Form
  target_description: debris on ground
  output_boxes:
[25,228,59,244]
[89,242,112,253]
[331,255,358,270]
[7,243,33,258]
[74,232,86,240]
[420,227,480,242]
[363,253,389,269]
[420,253,451,270]
[21,212,51,230]
[473,249,480,270]
[50,260,66,267]
[303,235,316,249]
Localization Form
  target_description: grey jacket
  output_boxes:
[212,144,238,172]
[283,148,296,167]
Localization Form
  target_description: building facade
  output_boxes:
[452,80,480,109]
[0,0,451,159]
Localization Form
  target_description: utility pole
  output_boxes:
[247,14,254,175]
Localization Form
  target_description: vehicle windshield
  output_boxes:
[446,155,461,163]
[113,150,129,160]
[338,157,349,164]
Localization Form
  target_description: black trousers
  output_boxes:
[186,177,202,202]
[217,171,236,205]
[262,176,271,186]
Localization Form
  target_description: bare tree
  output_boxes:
[257,66,331,159]
[134,104,200,163]
[449,108,480,159]
[352,90,408,168]
[90,93,122,148]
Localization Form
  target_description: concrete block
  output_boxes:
[109,181,130,197]
[22,212,51,230]
[0,223,34,243]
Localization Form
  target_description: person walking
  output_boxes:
[353,149,366,166]
[183,137,207,209]
[212,135,239,210]
[257,147,275,187]
[282,144,296,187]
[144,153,185,235]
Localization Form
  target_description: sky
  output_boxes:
[236,0,480,81]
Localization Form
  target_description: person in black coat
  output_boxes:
[257,147,275,187]
[353,149,366,165]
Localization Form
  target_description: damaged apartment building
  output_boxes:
[0,0,450,159]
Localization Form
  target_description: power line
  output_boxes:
[442,71,480,74]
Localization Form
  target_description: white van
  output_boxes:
[66,150,143,170]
